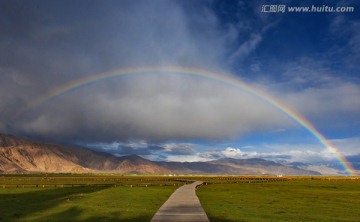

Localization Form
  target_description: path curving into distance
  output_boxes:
[151,181,210,222]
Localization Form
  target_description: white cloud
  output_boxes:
[82,136,360,165]
[330,137,360,155]
[165,155,210,163]
[249,63,261,72]
[170,138,360,163]
[162,143,196,155]
[229,33,262,62]
[329,14,360,66]
[229,21,278,63]
[159,146,333,163]
[260,58,360,125]
[281,82,360,118]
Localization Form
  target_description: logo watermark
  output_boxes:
[261,5,355,13]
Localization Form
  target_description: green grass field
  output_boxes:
[197,180,360,222]
[1,175,360,221]
[0,185,176,221]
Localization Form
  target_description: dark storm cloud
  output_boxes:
[347,154,360,170]
[113,145,153,156]
[0,0,294,143]
[87,141,195,157]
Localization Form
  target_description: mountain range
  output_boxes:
[0,134,325,175]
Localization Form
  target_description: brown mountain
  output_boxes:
[0,134,320,175]
[0,134,170,174]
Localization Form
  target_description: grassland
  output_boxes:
[1,175,359,221]
[197,179,360,222]
[0,175,181,222]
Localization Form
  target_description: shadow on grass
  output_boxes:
[0,187,155,221]
[34,206,151,222]
[0,187,114,221]
[207,215,245,222]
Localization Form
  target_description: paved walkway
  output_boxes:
[151,181,210,222]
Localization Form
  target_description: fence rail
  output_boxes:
[0,183,184,188]
[1,176,359,188]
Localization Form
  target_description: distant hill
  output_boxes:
[155,158,320,175]
[0,134,321,175]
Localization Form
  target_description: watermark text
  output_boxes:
[261,5,355,13]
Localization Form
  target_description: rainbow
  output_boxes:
[28,66,356,175]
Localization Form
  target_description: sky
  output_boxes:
[1,0,360,172]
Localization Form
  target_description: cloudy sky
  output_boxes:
[1,0,359,170]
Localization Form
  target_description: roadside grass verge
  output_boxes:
[197,180,360,222]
